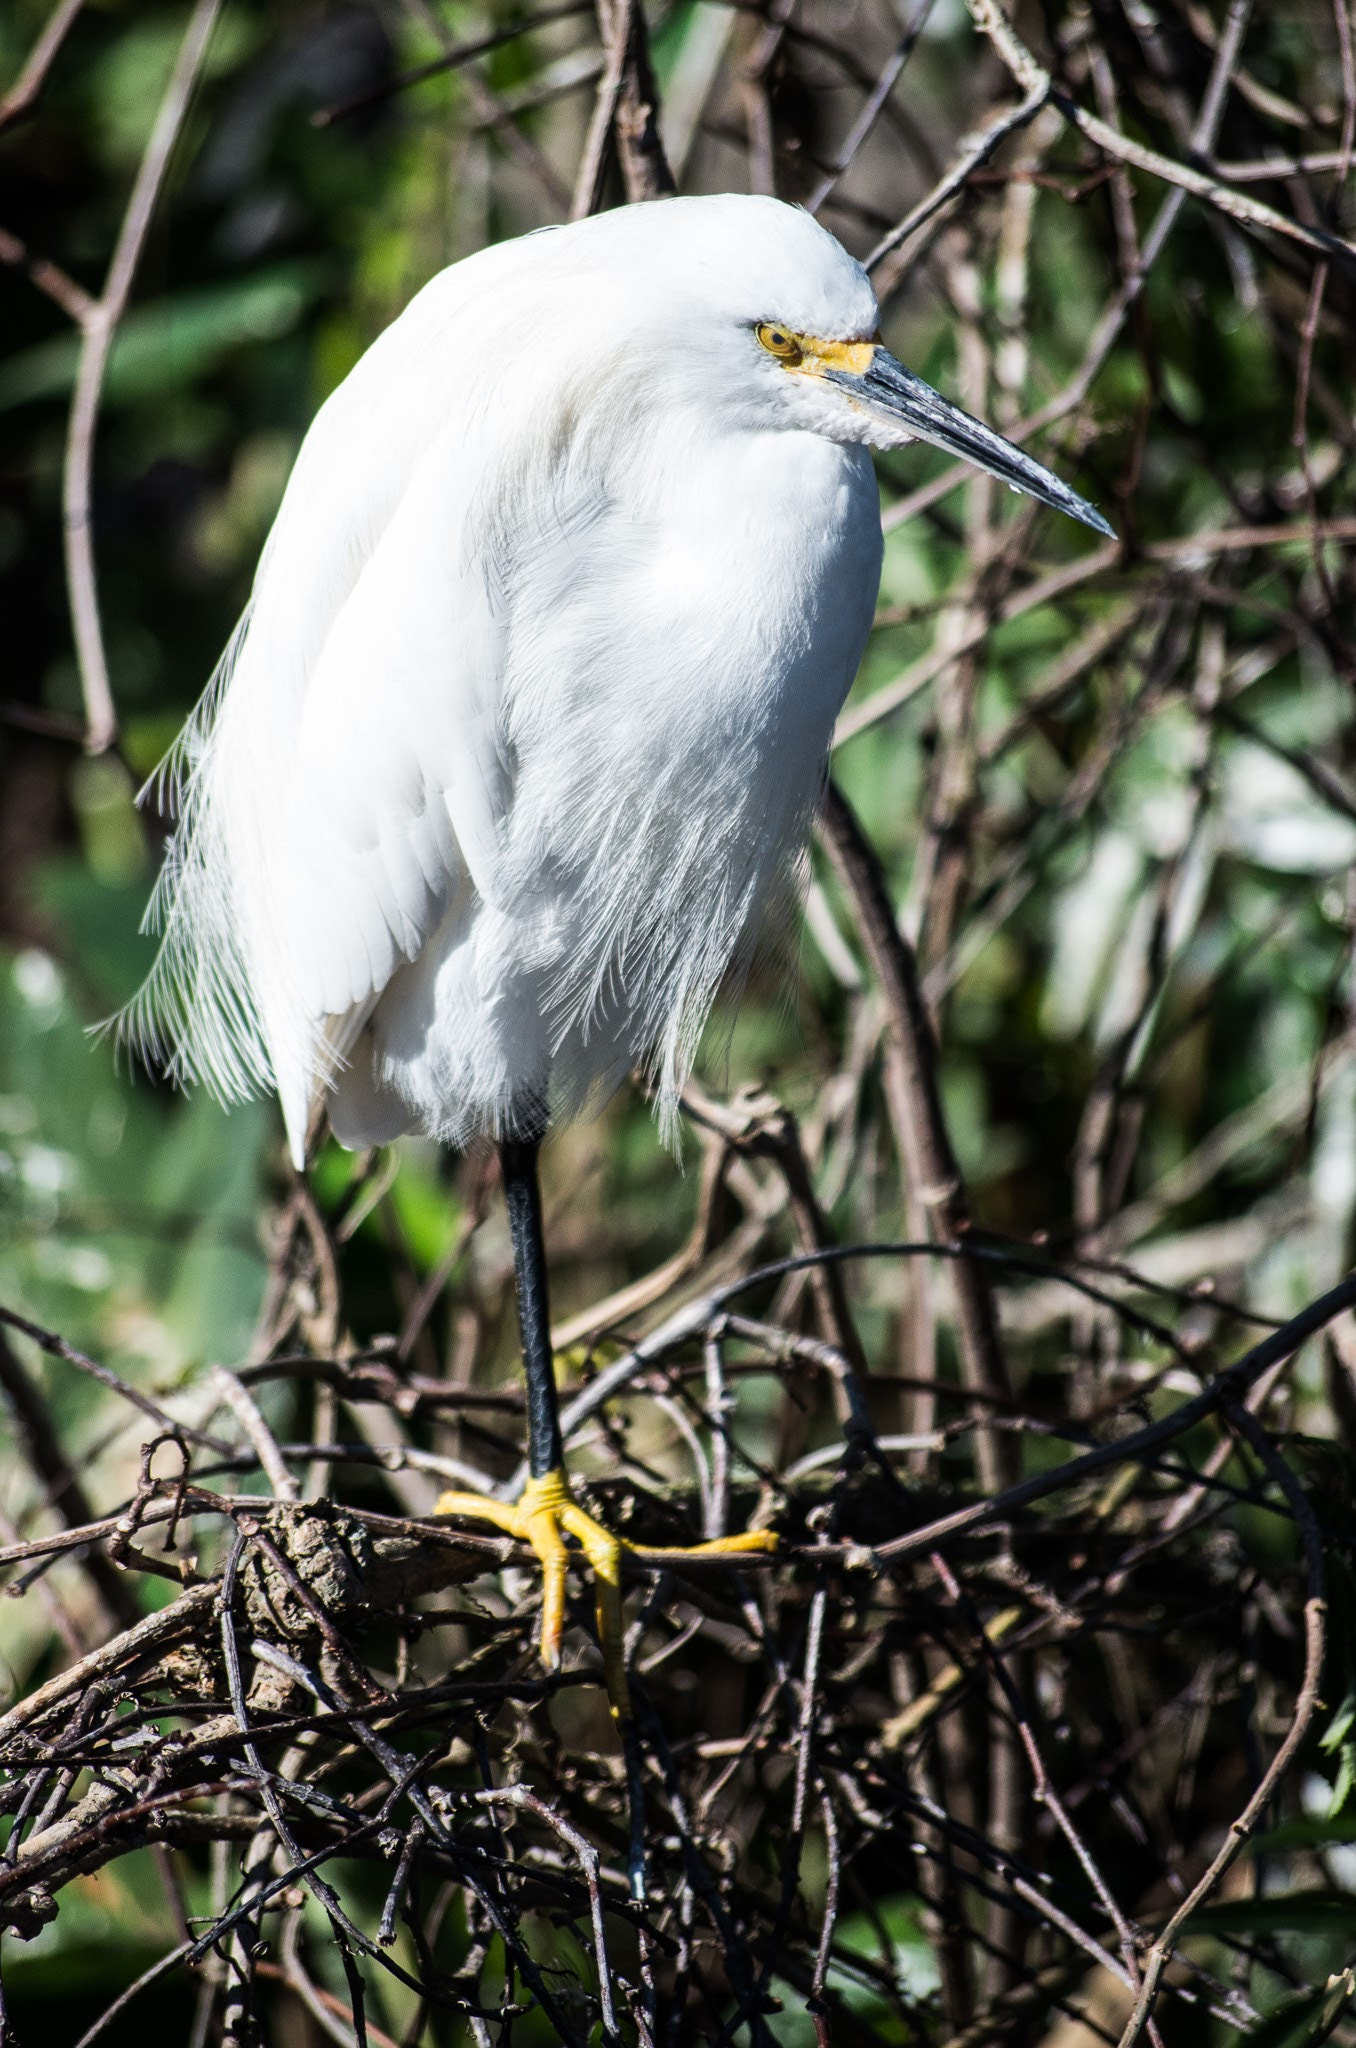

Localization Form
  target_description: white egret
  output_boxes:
[129,193,1110,1719]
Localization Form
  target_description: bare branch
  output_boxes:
[62,0,221,755]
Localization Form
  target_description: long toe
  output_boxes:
[522,1505,570,1673]
[434,1472,779,1721]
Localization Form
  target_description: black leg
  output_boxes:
[499,1137,564,1480]
[621,1717,648,1899]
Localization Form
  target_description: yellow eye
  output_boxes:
[756,323,802,363]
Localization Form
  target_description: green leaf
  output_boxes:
[1185,1892,1356,1937]
[0,267,327,413]
[1321,1691,1356,1755]
[1252,1815,1356,1855]
[833,1896,940,2004]
[388,1150,462,1272]
[1239,1966,1356,2047]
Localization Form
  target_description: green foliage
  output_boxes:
[0,265,327,412]
[3,0,1356,2036]
[1238,1968,1356,2048]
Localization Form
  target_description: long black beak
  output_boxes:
[827,348,1115,539]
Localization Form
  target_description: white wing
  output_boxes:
[127,255,524,1165]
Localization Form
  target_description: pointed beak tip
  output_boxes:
[845,352,1119,545]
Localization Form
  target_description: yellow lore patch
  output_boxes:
[755,324,878,376]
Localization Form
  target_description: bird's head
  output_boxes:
[743,311,1113,538]
[570,194,1113,539]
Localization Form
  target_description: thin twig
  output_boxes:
[62,0,221,754]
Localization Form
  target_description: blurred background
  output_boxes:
[2,0,1356,2039]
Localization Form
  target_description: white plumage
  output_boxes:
[127,194,1108,1165]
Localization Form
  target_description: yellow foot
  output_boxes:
[432,1468,777,1718]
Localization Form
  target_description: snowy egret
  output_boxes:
[129,193,1111,1717]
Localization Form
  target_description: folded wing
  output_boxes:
[126,266,515,1166]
